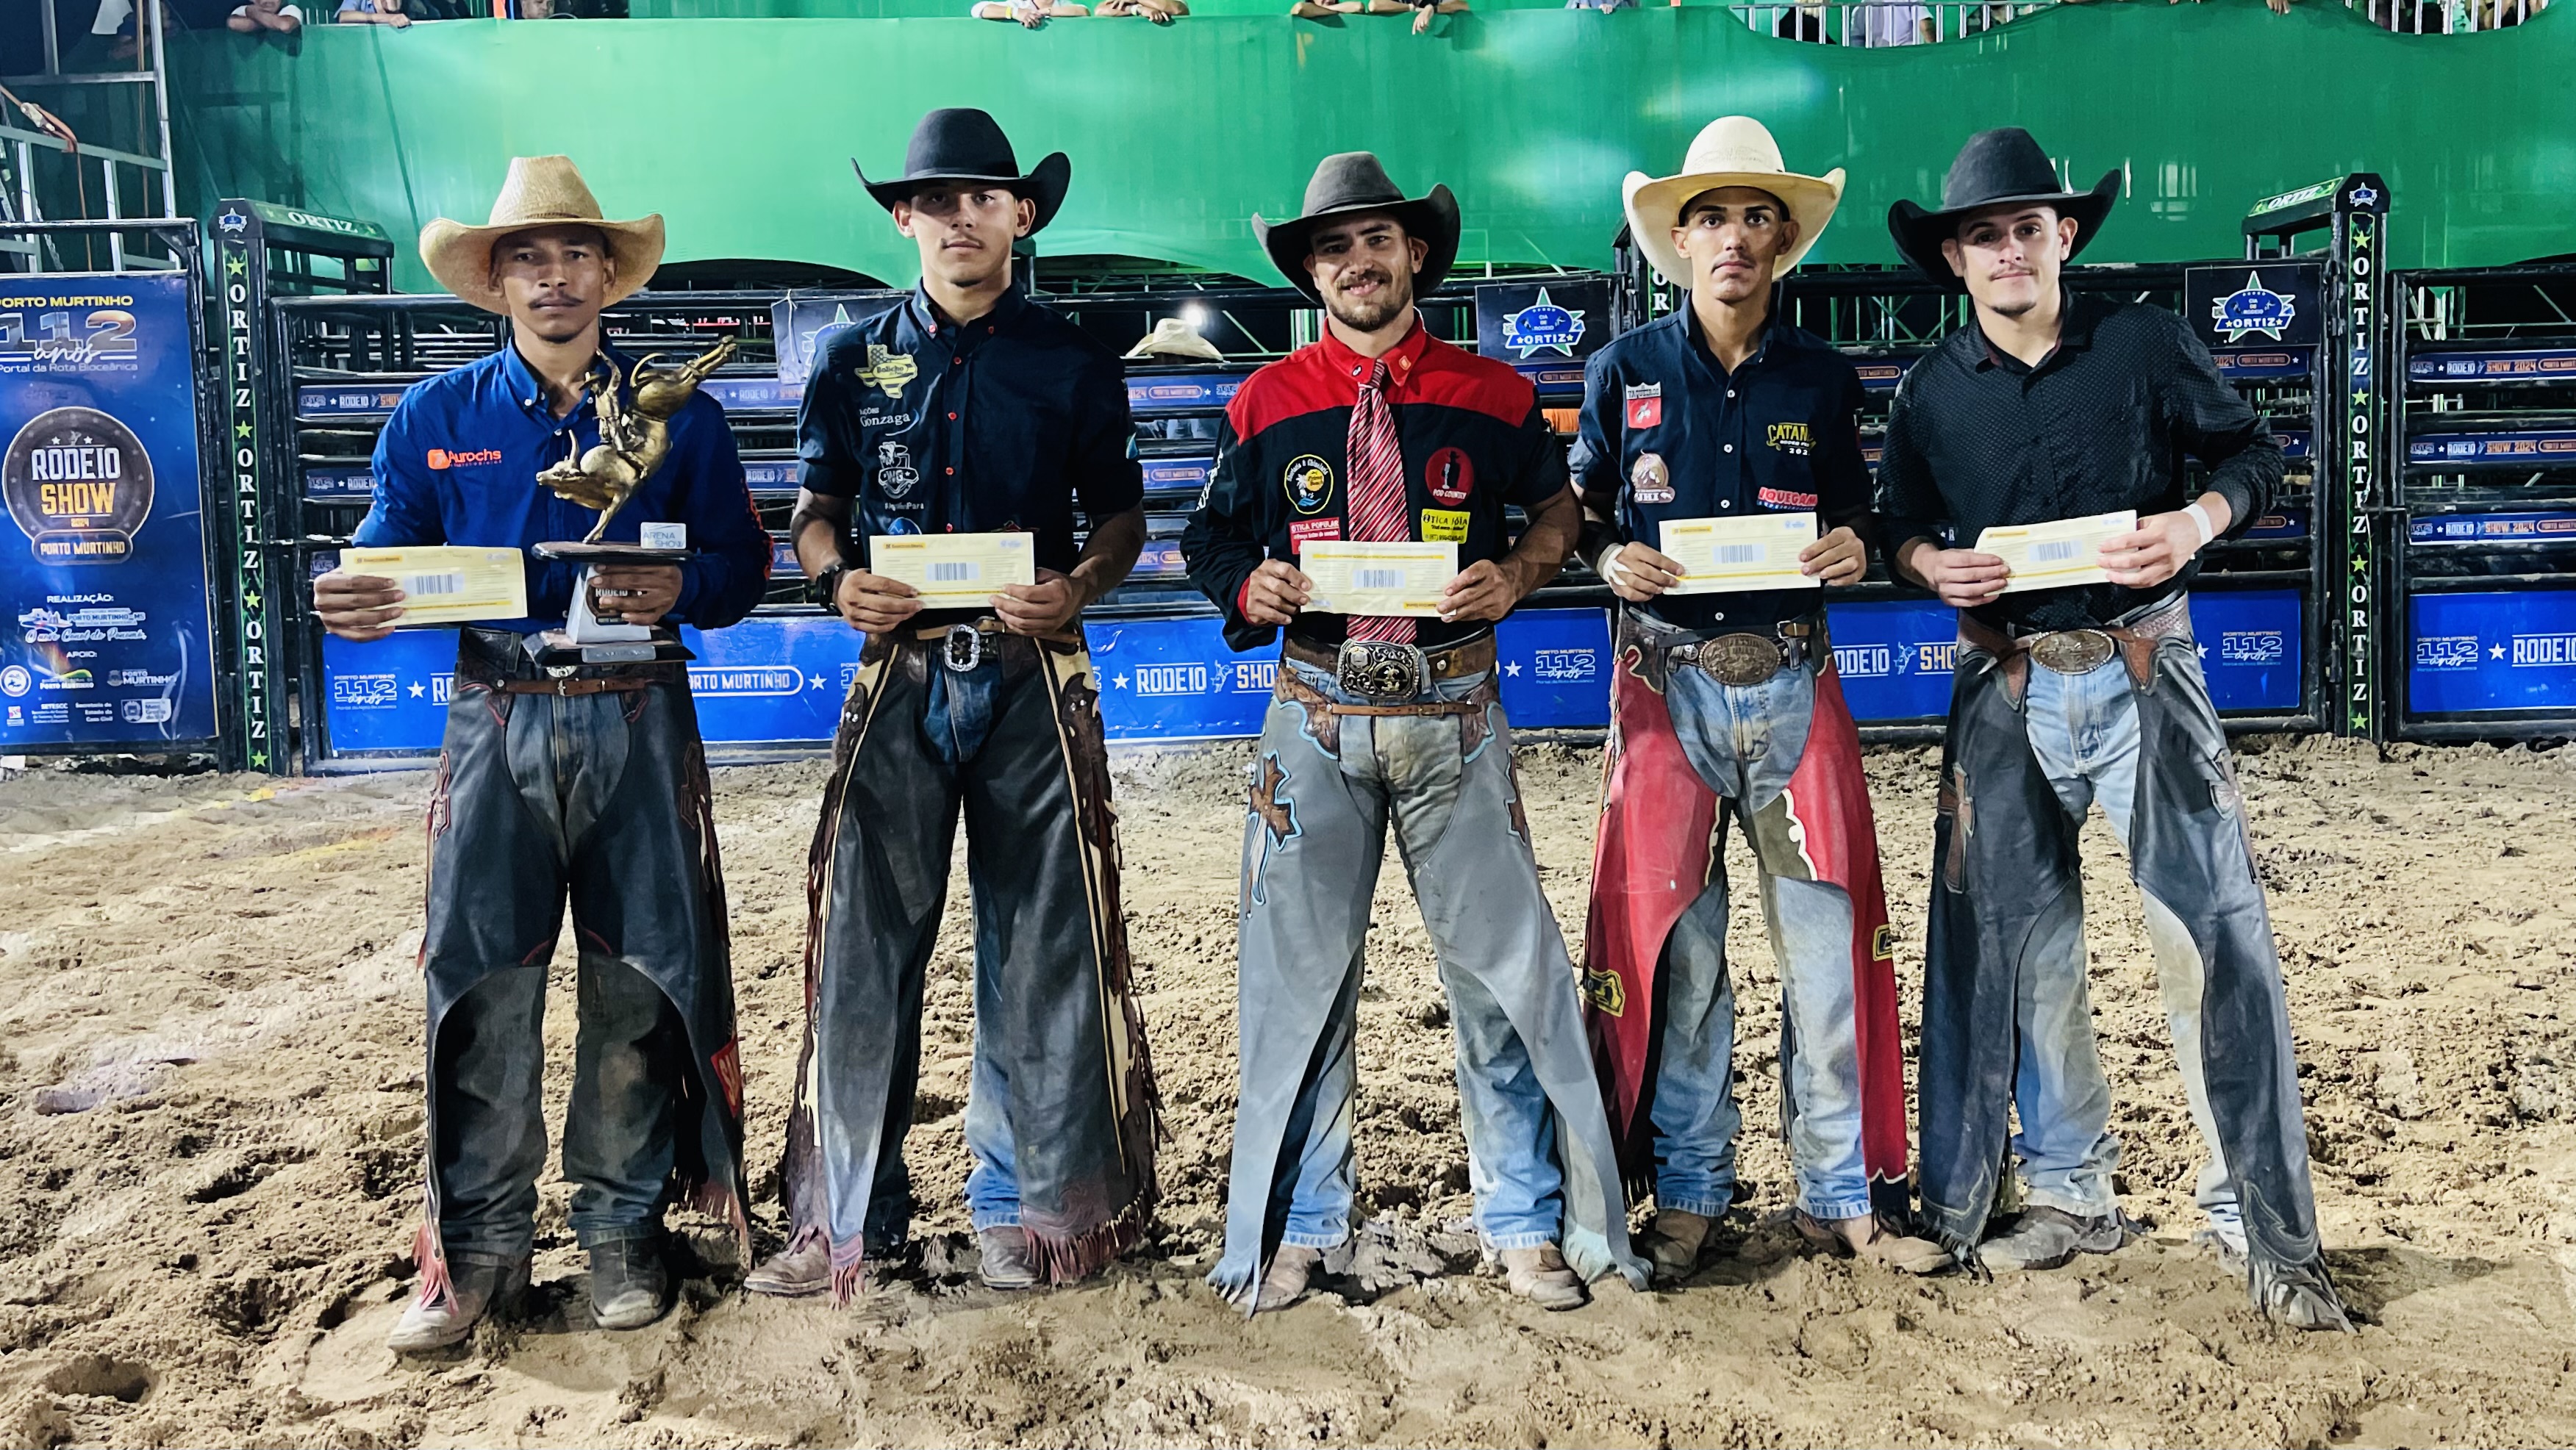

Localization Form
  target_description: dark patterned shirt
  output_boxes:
[1875,291,2282,632]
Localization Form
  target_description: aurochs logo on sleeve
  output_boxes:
[426,448,504,470]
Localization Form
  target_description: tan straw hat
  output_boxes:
[1123,316,1224,362]
[1622,117,1845,288]
[418,155,665,314]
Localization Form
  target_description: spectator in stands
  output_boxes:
[1289,0,1467,35]
[226,0,303,32]
[1854,0,1936,44]
[971,0,1185,19]
[336,0,409,25]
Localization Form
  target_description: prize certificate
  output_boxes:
[340,545,529,626]
[1974,509,2137,594]
[870,533,1037,606]
[1658,512,1820,595]
[1300,540,1456,618]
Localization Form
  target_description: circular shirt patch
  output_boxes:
[4,406,154,566]
[1425,446,1474,506]
[1284,454,1335,514]
[1629,451,1675,506]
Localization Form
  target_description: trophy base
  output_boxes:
[532,540,695,566]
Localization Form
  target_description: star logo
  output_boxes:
[224,254,246,277]
[808,673,827,690]
[2348,184,2380,208]
[1112,672,1130,690]
[1503,660,1522,678]
[408,681,426,698]
[2492,643,2507,660]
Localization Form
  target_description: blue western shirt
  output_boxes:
[1571,310,1873,634]
[795,284,1143,585]
[354,343,771,632]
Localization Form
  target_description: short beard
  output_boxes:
[1981,287,2041,319]
[1321,269,1414,334]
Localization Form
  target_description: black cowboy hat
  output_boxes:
[856,107,1071,234]
[1887,127,2122,291]
[1253,152,1461,305]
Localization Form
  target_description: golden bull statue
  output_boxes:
[537,337,738,543]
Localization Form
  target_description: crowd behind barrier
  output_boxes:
[1,0,2546,62]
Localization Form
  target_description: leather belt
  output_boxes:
[902,617,1076,672]
[1643,619,1816,688]
[1283,632,1496,706]
[486,674,658,698]
[1958,595,2192,688]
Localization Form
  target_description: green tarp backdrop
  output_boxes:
[166,3,2574,290]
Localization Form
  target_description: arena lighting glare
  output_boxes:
[1180,302,1210,333]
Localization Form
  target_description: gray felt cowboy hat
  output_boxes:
[1888,127,2121,291]
[857,107,1072,234]
[1253,152,1460,304]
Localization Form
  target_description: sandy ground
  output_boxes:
[3,731,2576,1448]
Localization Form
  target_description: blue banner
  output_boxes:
[2408,348,2576,385]
[2408,589,2576,715]
[0,273,221,749]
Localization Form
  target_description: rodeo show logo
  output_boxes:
[1500,289,1586,359]
[4,406,154,565]
[2211,273,2299,345]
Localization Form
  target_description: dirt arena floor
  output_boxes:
[3,731,2575,1448]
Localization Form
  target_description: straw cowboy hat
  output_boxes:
[418,155,664,314]
[1622,117,1845,288]
[1253,152,1460,305]
[1887,127,2121,292]
[858,108,1071,234]
[1124,316,1224,362]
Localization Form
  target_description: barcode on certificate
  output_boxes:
[406,573,464,596]
[1713,545,1764,565]
[928,561,980,584]
[2029,539,2081,564]
[1354,568,1403,590]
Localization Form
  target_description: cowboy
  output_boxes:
[1574,117,1946,1282]
[311,156,771,1352]
[1879,126,2349,1329]
[1182,153,1647,1314]
[745,108,1158,1302]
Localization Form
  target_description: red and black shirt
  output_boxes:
[1181,319,1569,653]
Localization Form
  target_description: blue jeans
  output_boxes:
[923,653,1028,1233]
[2014,649,2239,1243]
[1651,661,1874,1222]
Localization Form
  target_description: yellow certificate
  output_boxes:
[340,545,529,626]
[1659,513,1820,595]
[870,533,1037,606]
[1975,509,2137,594]
[1300,540,1456,618]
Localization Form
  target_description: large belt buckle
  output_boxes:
[942,622,986,673]
[2030,629,2115,675]
[1691,633,1789,687]
[1336,637,1425,702]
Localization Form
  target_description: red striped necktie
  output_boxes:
[1342,359,1414,645]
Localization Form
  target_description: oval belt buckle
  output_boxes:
[1702,634,1788,687]
[2031,629,2115,675]
[943,622,985,673]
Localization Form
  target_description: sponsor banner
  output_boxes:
[0,273,221,749]
[2408,511,2576,544]
[2184,263,2322,348]
[1127,373,1244,413]
[1850,359,1916,392]
[296,383,410,417]
[2408,348,2576,384]
[2407,431,2576,467]
[770,294,901,389]
[1129,538,1188,579]
[743,459,798,491]
[1820,590,2302,723]
[1141,456,1213,495]
[2275,428,2313,461]
[2211,349,2311,381]
[303,464,376,503]
[1475,280,1606,398]
[2240,507,2310,539]
[2408,590,2576,715]
[698,376,801,412]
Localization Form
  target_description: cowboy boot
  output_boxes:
[387,1253,529,1354]
[1792,1209,1954,1275]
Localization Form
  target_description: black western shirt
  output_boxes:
[797,284,1144,615]
[1571,309,1873,634]
[1181,320,1570,654]
[1875,291,2283,633]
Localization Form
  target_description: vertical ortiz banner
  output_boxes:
[215,207,286,770]
[2332,177,2389,739]
[0,274,222,750]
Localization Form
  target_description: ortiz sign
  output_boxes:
[0,276,220,750]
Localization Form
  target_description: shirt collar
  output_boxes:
[1681,302,1781,375]
[1316,311,1431,389]
[909,280,1028,342]
[499,340,630,420]
[1971,287,2094,373]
